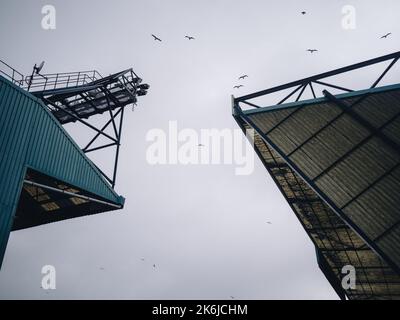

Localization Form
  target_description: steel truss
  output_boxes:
[234,51,400,109]
[29,68,149,188]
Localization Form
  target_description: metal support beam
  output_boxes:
[42,98,118,143]
[313,110,400,182]
[83,107,123,152]
[323,90,400,154]
[240,100,261,109]
[295,84,307,102]
[341,161,400,210]
[84,142,117,153]
[309,82,317,98]
[112,107,125,188]
[371,57,399,88]
[277,84,304,104]
[313,80,353,92]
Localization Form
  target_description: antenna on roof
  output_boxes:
[35,61,45,74]
[27,60,48,90]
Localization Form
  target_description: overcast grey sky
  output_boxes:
[0,0,399,299]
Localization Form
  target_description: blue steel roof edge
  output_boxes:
[241,83,400,116]
[0,75,124,206]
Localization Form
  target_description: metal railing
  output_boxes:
[0,59,104,92]
[0,59,24,86]
[25,70,103,92]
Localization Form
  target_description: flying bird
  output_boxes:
[238,75,248,80]
[233,85,243,89]
[301,11,306,15]
[381,32,392,39]
[306,49,318,53]
[185,35,195,40]
[151,34,162,42]
[153,264,156,268]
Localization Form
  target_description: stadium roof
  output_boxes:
[233,52,400,299]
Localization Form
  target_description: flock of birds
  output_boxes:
[236,11,392,89]
[151,10,392,91]
[150,33,251,90]
[151,34,195,42]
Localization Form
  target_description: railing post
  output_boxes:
[54,73,59,89]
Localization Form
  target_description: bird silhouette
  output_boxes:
[238,75,248,80]
[381,33,392,39]
[306,49,318,53]
[301,11,306,15]
[198,143,205,147]
[267,221,272,224]
[151,34,162,42]
[230,296,235,299]
[153,264,156,268]
[234,85,243,89]
[185,35,195,40]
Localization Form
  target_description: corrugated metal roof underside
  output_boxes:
[243,86,400,275]
[12,169,121,230]
[235,118,400,300]
[0,76,124,265]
